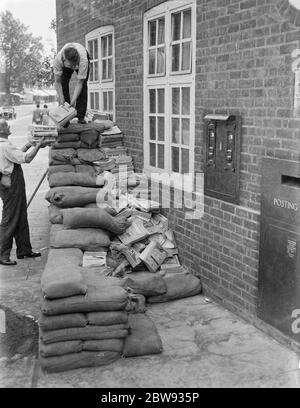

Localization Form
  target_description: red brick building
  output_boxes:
[56,0,300,347]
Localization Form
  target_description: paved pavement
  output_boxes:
[0,106,300,388]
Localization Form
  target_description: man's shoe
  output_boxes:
[17,252,41,259]
[0,259,17,266]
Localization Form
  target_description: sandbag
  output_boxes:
[77,148,106,163]
[41,285,129,315]
[87,311,128,326]
[122,272,167,296]
[48,165,75,175]
[48,204,63,224]
[57,132,80,141]
[39,339,124,357]
[50,158,81,166]
[40,324,129,344]
[49,173,104,188]
[147,273,202,303]
[83,269,123,288]
[79,129,99,148]
[50,148,77,163]
[45,186,99,208]
[52,141,82,149]
[39,313,87,331]
[75,164,96,175]
[83,339,124,353]
[62,208,130,235]
[122,313,162,357]
[39,340,82,357]
[57,123,92,135]
[41,248,87,299]
[50,225,111,250]
[39,350,120,373]
[80,140,99,149]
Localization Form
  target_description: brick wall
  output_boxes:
[56,0,300,320]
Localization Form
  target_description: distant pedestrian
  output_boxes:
[42,104,50,125]
[32,103,43,125]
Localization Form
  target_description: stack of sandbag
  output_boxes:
[39,248,130,373]
[49,122,108,176]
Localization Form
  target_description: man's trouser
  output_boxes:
[61,58,90,121]
[0,164,32,260]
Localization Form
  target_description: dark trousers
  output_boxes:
[0,164,32,260]
[61,65,89,120]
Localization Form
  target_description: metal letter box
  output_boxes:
[258,157,300,343]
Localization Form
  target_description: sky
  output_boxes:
[0,0,56,55]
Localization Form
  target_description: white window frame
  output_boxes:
[86,26,115,119]
[143,0,196,188]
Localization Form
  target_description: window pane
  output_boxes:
[172,147,179,173]
[158,18,165,44]
[149,89,156,113]
[103,92,107,111]
[102,60,107,80]
[158,144,164,169]
[182,119,190,145]
[157,89,164,113]
[181,148,189,174]
[149,20,156,46]
[172,88,180,114]
[108,59,112,80]
[158,117,164,141]
[150,143,156,167]
[94,62,99,81]
[88,41,93,59]
[182,42,191,71]
[157,47,165,74]
[95,93,99,110]
[150,116,156,140]
[172,44,180,72]
[149,49,156,74]
[108,92,113,111]
[183,9,191,39]
[94,39,98,59]
[108,35,112,56]
[172,12,181,41]
[90,64,94,81]
[182,87,190,114]
[90,92,94,109]
[102,37,107,57]
[172,118,180,143]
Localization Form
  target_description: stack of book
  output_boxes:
[49,103,77,127]
[99,126,124,148]
[28,125,58,143]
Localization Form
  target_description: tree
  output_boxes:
[0,10,44,94]
[36,55,54,88]
[50,18,57,34]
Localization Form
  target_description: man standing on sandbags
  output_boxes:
[53,43,90,125]
[0,119,46,266]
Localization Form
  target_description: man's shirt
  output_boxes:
[53,43,89,80]
[0,138,26,175]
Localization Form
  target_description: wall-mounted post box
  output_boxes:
[258,158,300,343]
[204,114,241,204]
